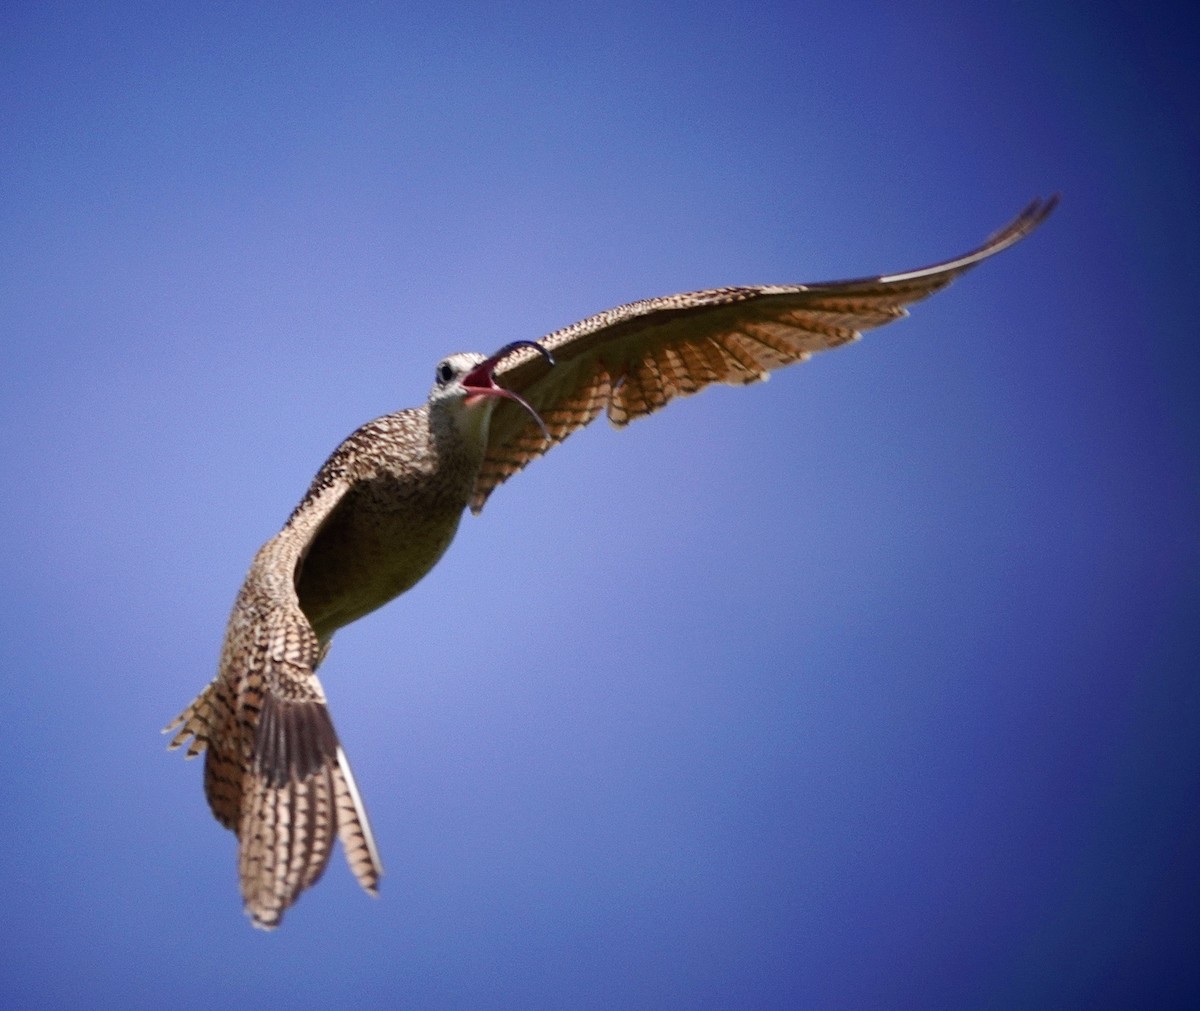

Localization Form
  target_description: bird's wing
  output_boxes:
[470,196,1056,512]
[165,475,383,929]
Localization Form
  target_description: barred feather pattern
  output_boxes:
[166,196,1055,926]
[236,695,381,929]
[469,196,1056,511]
[165,479,383,928]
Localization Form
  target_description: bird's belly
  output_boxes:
[296,491,465,642]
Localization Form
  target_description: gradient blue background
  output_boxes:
[3,2,1196,1007]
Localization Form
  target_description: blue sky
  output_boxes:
[2,2,1197,1007]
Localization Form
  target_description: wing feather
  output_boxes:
[166,477,383,928]
[469,196,1055,512]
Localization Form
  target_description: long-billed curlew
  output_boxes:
[167,197,1057,927]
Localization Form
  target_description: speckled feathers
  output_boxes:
[166,198,1055,927]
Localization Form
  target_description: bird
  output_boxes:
[165,196,1057,928]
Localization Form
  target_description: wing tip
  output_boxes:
[873,193,1059,286]
[249,912,281,931]
[336,745,385,892]
[989,193,1060,250]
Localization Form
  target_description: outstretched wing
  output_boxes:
[470,196,1057,512]
[165,477,383,928]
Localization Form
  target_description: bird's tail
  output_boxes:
[165,681,383,928]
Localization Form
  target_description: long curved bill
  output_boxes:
[461,340,556,441]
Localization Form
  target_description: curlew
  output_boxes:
[166,197,1057,927]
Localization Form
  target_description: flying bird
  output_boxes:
[166,196,1057,928]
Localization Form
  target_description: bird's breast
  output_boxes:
[294,469,472,642]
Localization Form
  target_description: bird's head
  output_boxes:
[428,340,555,443]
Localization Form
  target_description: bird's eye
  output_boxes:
[435,362,456,385]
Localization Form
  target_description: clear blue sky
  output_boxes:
[2,2,1197,1007]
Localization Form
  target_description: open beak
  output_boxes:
[461,340,556,440]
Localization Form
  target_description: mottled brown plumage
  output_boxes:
[166,197,1056,927]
